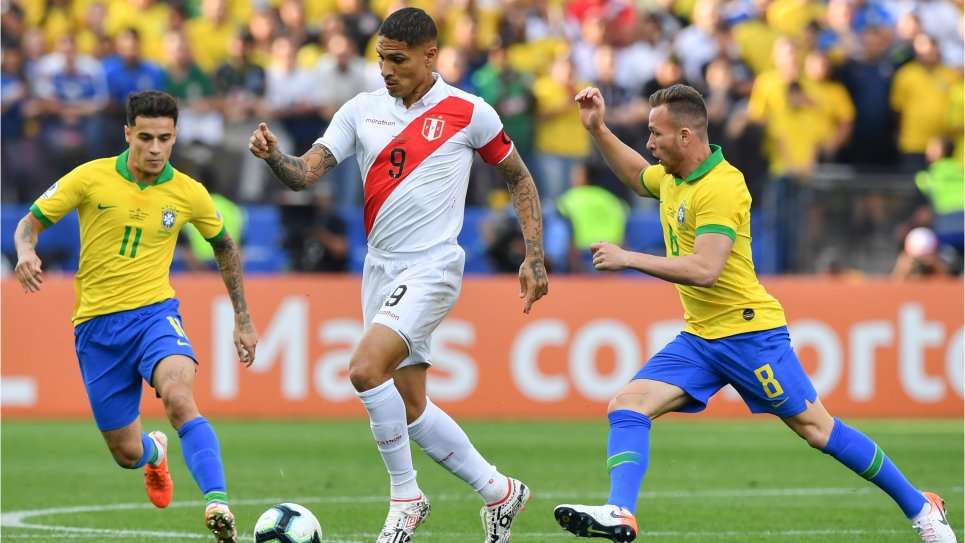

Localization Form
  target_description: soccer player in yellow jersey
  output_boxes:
[13,91,257,543]
[552,84,956,543]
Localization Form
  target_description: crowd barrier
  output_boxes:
[2,276,962,418]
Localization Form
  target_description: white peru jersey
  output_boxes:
[315,74,513,253]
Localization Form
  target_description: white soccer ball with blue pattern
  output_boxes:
[253,503,322,543]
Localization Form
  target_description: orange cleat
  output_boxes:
[143,431,173,508]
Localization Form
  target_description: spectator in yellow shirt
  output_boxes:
[891,32,960,172]
[533,55,591,204]
[104,0,171,64]
[186,0,239,73]
[802,49,854,160]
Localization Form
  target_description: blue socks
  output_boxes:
[130,432,158,469]
[178,416,228,504]
[606,410,652,514]
[822,418,926,518]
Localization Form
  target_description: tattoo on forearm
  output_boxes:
[15,217,39,253]
[211,234,250,323]
[497,150,545,261]
[265,144,336,191]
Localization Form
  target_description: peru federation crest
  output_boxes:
[161,206,177,230]
[422,117,445,141]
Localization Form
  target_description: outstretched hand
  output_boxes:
[15,252,43,293]
[574,87,607,132]
[590,242,629,271]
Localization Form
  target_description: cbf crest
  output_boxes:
[676,202,686,225]
[161,206,177,230]
[422,117,445,141]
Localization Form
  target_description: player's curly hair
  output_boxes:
[378,7,437,46]
[649,84,708,137]
[126,91,178,126]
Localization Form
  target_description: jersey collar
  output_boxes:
[115,149,174,189]
[675,144,723,185]
[397,72,446,109]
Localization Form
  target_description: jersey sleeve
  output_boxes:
[468,99,514,165]
[692,175,747,242]
[190,183,227,242]
[30,167,87,227]
[315,95,359,164]
[640,165,663,199]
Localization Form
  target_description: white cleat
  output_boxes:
[481,477,531,542]
[376,495,431,543]
[554,503,638,542]
[914,492,957,543]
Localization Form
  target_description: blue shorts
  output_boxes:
[635,326,817,418]
[74,299,197,431]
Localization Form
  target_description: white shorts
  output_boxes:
[362,243,465,369]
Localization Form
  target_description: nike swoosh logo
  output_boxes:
[177,340,190,346]
[97,204,116,210]
[771,398,789,409]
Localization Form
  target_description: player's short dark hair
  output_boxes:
[649,84,708,137]
[378,7,437,46]
[126,91,178,126]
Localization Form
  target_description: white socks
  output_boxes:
[358,379,422,500]
[407,398,510,503]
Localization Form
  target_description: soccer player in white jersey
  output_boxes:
[249,8,548,542]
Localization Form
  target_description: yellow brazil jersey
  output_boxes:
[640,145,786,339]
[30,151,226,325]
[891,61,960,153]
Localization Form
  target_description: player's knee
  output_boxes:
[161,387,198,426]
[108,441,143,468]
[348,357,390,392]
[608,392,657,418]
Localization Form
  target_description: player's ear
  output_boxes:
[123,124,131,145]
[424,42,438,67]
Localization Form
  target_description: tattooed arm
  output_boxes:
[14,214,45,293]
[210,232,258,366]
[248,122,337,191]
[495,147,549,313]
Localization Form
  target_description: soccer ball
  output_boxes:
[253,503,322,543]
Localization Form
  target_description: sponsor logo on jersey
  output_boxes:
[742,308,755,321]
[422,117,445,141]
[129,208,148,221]
[364,118,396,126]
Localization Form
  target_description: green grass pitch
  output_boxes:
[2,418,961,542]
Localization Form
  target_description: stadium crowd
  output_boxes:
[1,0,962,275]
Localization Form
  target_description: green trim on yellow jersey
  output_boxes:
[115,150,175,189]
[695,223,736,241]
[675,144,724,185]
[640,170,659,199]
[29,203,53,227]
[205,225,227,242]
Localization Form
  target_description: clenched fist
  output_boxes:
[248,122,279,159]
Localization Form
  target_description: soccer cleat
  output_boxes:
[376,494,431,543]
[143,431,173,508]
[481,477,531,542]
[913,492,957,543]
[554,503,638,542]
[205,502,238,543]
